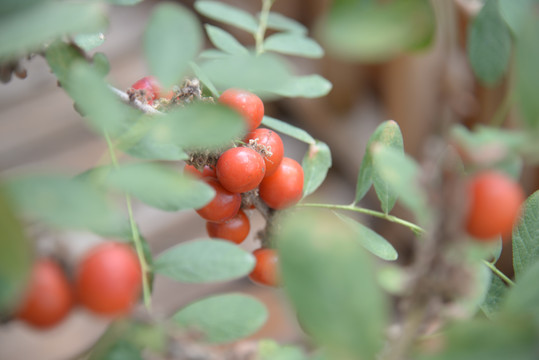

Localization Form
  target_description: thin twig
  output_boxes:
[108,85,163,115]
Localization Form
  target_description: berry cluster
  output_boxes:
[186,88,304,287]
[16,242,141,329]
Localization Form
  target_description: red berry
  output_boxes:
[217,147,266,193]
[219,89,264,132]
[259,157,304,210]
[184,164,216,179]
[196,178,241,222]
[17,259,73,329]
[206,209,250,244]
[131,76,173,104]
[465,171,525,241]
[75,242,142,316]
[249,248,280,287]
[245,128,284,177]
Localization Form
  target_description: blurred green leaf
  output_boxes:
[190,61,219,98]
[262,116,315,145]
[270,75,332,98]
[205,24,249,55]
[105,162,215,212]
[468,0,512,85]
[506,260,539,316]
[154,239,255,283]
[195,0,258,34]
[99,340,143,360]
[277,210,389,360]
[0,187,32,314]
[200,53,290,92]
[6,175,124,232]
[335,212,397,261]
[320,0,435,62]
[144,3,203,89]
[172,293,268,343]
[302,141,331,198]
[498,0,536,35]
[512,191,539,278]
[147,102,245,150]
[64,63,138,136]
[515,17,539,129]
[0,0,51,15]
[264,33,323,58]
[198,49,231,60]
[264,12,308,35]
[372,145,429,223]
[355,120,404,205]
[46,40,86,84]
[74,32,105,51]
[258,340,308,360]
[106,0,143,5]
[92,52,110,77]
[480,273,508,319]
[0,1,106,61]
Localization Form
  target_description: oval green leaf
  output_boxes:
[105,163,215,211]
[468,0,512,86]
[270,74,333,98]
[264,12,308,35]
[264,33,324,58]
[172,293,268,343]
[74,32,105,51]
[498,0,535,35]
[480,273,507,319]
[505,260,539,315]
[205,24,249,55]
[335,212,398,261]
[154,239,255,283]
[512,191,539,278]
[144,3,203,89]
[194,0,258,34]
[302,140,332,198]
[262,116,315,145]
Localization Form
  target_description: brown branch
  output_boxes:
[108,85,163,115]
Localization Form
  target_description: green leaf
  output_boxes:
[198,49,230,60]
[264,12,308,35]
[468,0,512,86]
[355,120,404,204]
[105,162,215,212]
[194,1,258,34]
[258,340,308,360]
[64,63,138,137]
[6,175,124,232]
[0,0,50,15]
[144,3,203,89]
[146,102,245,150]
[92,52,110,77]
[99,340,143,360]
[106,0,143,5]
[372,145,429,223]
[320,0,435,62]
[205,24,249,55]
[172,293,268,343]
[512,191,539,278]
[277,210,389,360]
[515,17,539,129]
[0,2,106,61]
[262,116,315,145]
[200,53,290,93]
[506,260,539,316]
[189,61,219,98]
[480,273,508,319]
[264,33,324,58]
[270,75,333,98]
[45,40,86,84]
[0,187,32,314]
[302,141,332,198]
[74,32,105,51]
[498,0,536,35]
[154,239,255,283]
[335,212,398,261]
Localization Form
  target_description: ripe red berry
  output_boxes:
[75,242,142,316]
[245,128,284,177]
[465,171,525,241]
[16,259,73,329]
[184,164,216,179]
[259,157,304,210]
[196,178,241,222]
[249,248,280,287]
[206,209,250,244]
[131,76,173,104]
[218,89,264,132]
[217,147,266,193]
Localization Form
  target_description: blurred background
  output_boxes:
[0,0,526,359]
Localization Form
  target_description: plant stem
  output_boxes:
[297,203,425,235]
[255,0,275,55]
[104,131,152,310]
[483,259,515,286]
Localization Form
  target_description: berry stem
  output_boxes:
[104,131,152,311]
[482,260,515,286]
[255,0,275,55]
[297,203,425,235]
